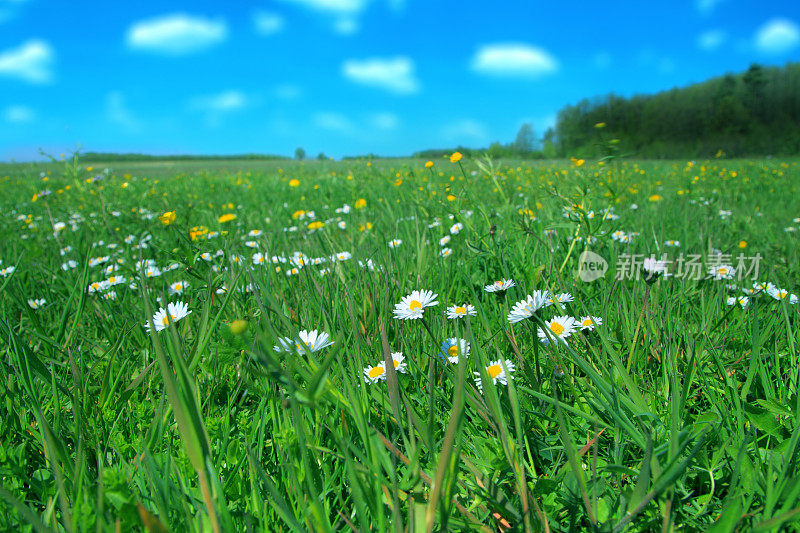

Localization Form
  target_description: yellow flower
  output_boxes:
[121,182,129,188]
[649,194,663,202]
[358,222,373,232]
[86,166,94,172]
[394,178,403,186]
[189,225,208,240]
[308,221,325,230]
[354,198,367,210]
[159,211,177,225]
[450,152,463,163]
[594,122,606,128]
[291,210,306,220]
[289,179,300,187]
[425,160,434,168]
[738,240,747,249]
[218,213,237,223]
[570,157,585,167]
[447,194,457,202]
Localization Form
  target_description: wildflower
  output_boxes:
[579,316,603,331]
[389,352,407,373]
[273,330,334,354]
[439,235,451,246]
[753,281,776,294]
[738,240,747,249]
[664,240,680,247]
[726,296,749,308]
[363,362,386,383]
[708,265,735,280]
[549,292,574,305]
[767,287,798,304]
[642,257,669,282]
[61,260,78,271]
[159,211,176,225]
[508,291,552,323]
[289,179,300,187]
[333,251,352,262]
[538,315,577,345]
[393,289,439,320]
[354,198,367,210]
[649,194,663,202]
[450,152,463,163]
[145,301,192,332]
[337,221,347,229]
[450,222,464,235]
[440,247,453,258]
[102,291,117,301]
[425,160,434,168]
[106,274,126,286]
[28,298,46,309]
[169,281,188,295]
[485,278,516,294]
[88,280,110,293]
[440,338,470,363]
[446,304,477,319]
[388,238,402,248]
[308,221,325,230]
[218,213,236,224]
[474,359,515,392]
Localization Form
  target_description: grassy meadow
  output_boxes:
[1,154,799,531]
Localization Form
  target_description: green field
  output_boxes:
[1,154,799,531]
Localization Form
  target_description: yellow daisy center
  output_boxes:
[409,300,422,311]
[392,359,400,368]
[368,366,384,378]
[162,314,176,325]
[447,345,459,358]
[487,364,502,379]
[550,322,565,335]
[494,280,502,286]
[174,284,182,291]
[582,319,593,326]
[718,268,727,275]
[455,306,467,314]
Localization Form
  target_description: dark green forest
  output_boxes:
[552,62,800,158]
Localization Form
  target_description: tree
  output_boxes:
[513,123,536,154]
[294,147,306,160]
[317,152,327,160]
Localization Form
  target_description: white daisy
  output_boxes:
[474,359,515,392]
[388,238,403,248]
[538,315,577,345]
[27,298,46,309]
[450,222,464,235]
[144,301,192,332]
[549,292,574,305]
[446,304,477,319]
[61,260,78,271]
[708,264,735,280]
[273,329,334,354]
[578,316,603,331]
[363,362,387,384]
[393,290,439,320]
[507,291,551,323]
[767,287,798,304]
[439,235,451,246]
[169,281,188,295]
[642,257,669,279]
[440,247,453,258]
[388,352,407,373]
[0,266,15,277]
[484,278,516,293]
[440,338,470,363]
[726,296,749,308]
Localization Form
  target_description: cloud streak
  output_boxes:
[471,43,558,78]
[0,39,54,83]
[126,13,228,56]
[342,56,420,94]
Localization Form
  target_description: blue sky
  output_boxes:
[1,0,799,160]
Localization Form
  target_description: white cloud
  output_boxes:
[0,39,54,83]
[372,112,399,130]
[190,90,249,112]
[471,43,558,77]
[278,0,368,34]
[696,0,725,15]
[274,84,303,100]
[277,0,366,15]
[126,13,227,56]
[313,112,354,133]
[441,119,489,145]
[106,91,141,133]
[253,11,284,35]
[3,105,34,123]
[341,56,420,94]
[333,17,358,35]
[698,30,727,51]
[754,18,800,54]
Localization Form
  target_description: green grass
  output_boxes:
[0,154,798,531]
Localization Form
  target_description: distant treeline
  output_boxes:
[552,62,800,158]
[80,152,287,162]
